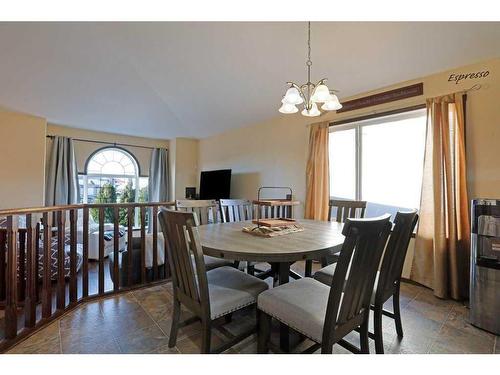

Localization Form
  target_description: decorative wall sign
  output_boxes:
[448,70,489,85]
[336,83,423,113]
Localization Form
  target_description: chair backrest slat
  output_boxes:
[220,199,252,223]
[158,209,210,318]
[176,199,219,225]
[328,199,367,223]
[376,210,418,304]
[322,214,391,345]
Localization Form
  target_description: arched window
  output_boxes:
[86,148,138,176]
[80,147,148,206]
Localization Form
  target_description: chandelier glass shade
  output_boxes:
[279,22,342,117]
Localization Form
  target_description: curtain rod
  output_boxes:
[46,135,165,151]
[330,104,426,127]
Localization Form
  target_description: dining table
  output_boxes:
[197,218,345,352]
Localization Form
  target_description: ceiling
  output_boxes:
[0,22,499,139]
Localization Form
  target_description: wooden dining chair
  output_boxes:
[175,199,220,225]
[252,198,304,281]
[257,215,391,354]
[219,199,270,278]
[158,209,269,353]
[328,199,367,222]
[175,199,233,271]
[255,203,292,220]
[220,199,252,223]
[314,210,418,353]
[304,199,368,276]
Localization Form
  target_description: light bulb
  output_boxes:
[301,102,321,117]
[282,87,304,105]
[310,84,331,103]
[279,103,299,114]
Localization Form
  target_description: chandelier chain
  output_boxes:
[306,21,312,67]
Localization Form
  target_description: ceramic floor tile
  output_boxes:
[133,285,172,304]
[61,335,121,354]
[230,335,258,354]
[149,344,180,354]
[429,324,495,354]
[8,335,61,354]
[101,307,157,339]
[406,291,454,323]
[157,312,203,341]
[444,304,496,341]
[175,330,226,354]
[116,324,170,354]
[141,302,172,323]
[99,293,142,317]
[7,322,61,354]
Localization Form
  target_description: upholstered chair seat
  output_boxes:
[201,255,234,271]
[258,278,330,343]
[208,266,268,319]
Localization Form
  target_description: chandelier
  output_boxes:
[279,22,342,117]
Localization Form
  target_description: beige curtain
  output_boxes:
[411,93,470,300]
[305,122,330,221]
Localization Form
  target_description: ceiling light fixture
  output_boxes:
[279,22,342,117]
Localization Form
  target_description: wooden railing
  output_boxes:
[0,201,175,352]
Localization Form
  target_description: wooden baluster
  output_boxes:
[25,213,38,328]
[163,227,170,279]
[18,229,26,303]
[113,206,120,292]
[56,210,66,310]
[5,215,18,339]
[35,222,41,303]
[42,212,52,318]
[98,207,105,295]
[82,207,89,298]
[69,209,77,304]
[0,229,6,301]
[152,206,158,280]
[140,207,146,284]
[127,207,133,287]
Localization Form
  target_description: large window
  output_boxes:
[79,148,149,225]
[329,108,427,218]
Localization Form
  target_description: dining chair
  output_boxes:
[304,199,367,277]
[158,208,269,353]
[328,199,367,222]
[255,202,293,220]
[219,199,260,274]
[175,199,233,271]
[314,210,418,353]
[257,215,391,354]
[220,199,253,223]
[175,199,220,225]
[252,198,305,281]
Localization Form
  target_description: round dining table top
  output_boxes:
[197,219,345,263]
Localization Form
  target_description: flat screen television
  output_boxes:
[199,169,231,200]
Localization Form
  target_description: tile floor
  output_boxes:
[6,275,499,354]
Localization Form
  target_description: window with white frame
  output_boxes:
[329,108,427,218]
[79,147,149,211]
